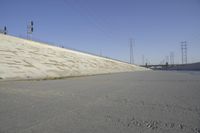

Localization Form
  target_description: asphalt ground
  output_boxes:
[0,71,200,133]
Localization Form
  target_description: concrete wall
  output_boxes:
[0,34,146,80]
[169,63,200,71]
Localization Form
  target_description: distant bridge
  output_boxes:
[140,62,200,71]
[140,64,174,70]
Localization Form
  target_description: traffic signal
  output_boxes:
[4,26,7,35]
[31,21,33,33]
[31,21,33,26]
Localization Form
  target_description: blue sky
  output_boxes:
[1,0,200,64]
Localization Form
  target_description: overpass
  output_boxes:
[141,62,200,71]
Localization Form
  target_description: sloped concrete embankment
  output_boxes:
[0,34,146,80]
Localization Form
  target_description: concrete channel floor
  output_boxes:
[0,71,200,133]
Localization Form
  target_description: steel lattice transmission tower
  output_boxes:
[181,41,187,64]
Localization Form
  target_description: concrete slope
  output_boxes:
[0,34,146,80]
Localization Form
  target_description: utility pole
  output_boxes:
[181,41,187,64]
[170,52,174,65]
[130,38,134,64]
[142,55,145,65]
[165,56,169,64]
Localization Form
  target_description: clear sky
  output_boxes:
[1,0,200,64]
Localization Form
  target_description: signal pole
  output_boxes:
[27,21,34,40]
[130,38,134,64]
[4,26,7,35]
[181,41,187,64]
